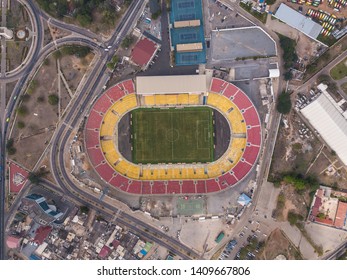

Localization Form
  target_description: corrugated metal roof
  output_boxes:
[136,75,207,95]
[274,4,322,39]
[301,93,347,165]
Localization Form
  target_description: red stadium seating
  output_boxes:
[85,130,99,149]
[219,172,238,188]
[95,162,114,182]
[210,78,228,93]
[232,161,252,181]
[247,126,261,146]
[182,181,196,194]
[152,181,166,194]
[142,181,152,194]
[243,107,260,126]
[87,147,104,167]
[223,84,239,98]
[196,180,206,193]
[127,181,142,194]
[243,145,260,165]
[93,95,113,114]
[106,87,125,102]
[86,110,103,129]
[233,91,252,110]
[122,80,135,94]
[206,179,220,192]
[167,181,181,194]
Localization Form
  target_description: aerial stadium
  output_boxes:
[84,75,261,195]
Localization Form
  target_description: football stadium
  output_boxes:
[84,75,261,195]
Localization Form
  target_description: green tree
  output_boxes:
[279,35,297,69]
[28,169,49,185]
[284,71,293,81]
[53,50,62,60]
[276,91,292,114]
[6,138,16,155]
[80,206,90,214]
[17,105,29,116]
[121,35,134,49]
[48,94,59,105]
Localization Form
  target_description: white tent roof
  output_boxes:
[136,75,207,95]
[301,93,347,165]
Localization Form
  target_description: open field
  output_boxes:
[258,228,302,260]
[132,107,214,164]
[330,58,347,80]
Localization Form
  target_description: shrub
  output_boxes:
[48,94,59,105]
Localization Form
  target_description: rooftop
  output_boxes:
[136,75,207,95]
[274,4,323,40]
[301,92,347,165]
[131,38,157,67]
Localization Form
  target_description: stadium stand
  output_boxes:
[167,181,181,194]
[182,180,196,193]
[85,130,99,149]
[232,161,252,181]
[86,110,103,129]
[95,162,114,182]
[127,180,142,194]
[93,95,113,114]
[86,78,261,195]
[242,107,260,127]
[243,145,260,165]
[247,126,261,146]
[206,179,220,192]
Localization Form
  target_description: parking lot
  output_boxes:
[211,27,277,62]
[202,0,254,36]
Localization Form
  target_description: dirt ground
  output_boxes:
[6,0,33,72]
[9,52,94,170]
[266,15,321,60]
[258,228,302,260]
[270,110,322,177]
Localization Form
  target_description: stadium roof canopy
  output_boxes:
[274,4,323,40]
[301,93,347,165]
[136,75,207,95]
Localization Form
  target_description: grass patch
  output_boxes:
[317,34,337,47]
[330,59,347,80]
[131,107,214,164]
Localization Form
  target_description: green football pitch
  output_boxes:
[131,107,214,164]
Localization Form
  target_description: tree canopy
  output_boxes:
[276,91,292,114]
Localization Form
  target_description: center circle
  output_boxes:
[166,128,179,142]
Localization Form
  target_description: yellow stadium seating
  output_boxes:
[189,94,200,105]
[145,95,156,106]
[177,94,189,105]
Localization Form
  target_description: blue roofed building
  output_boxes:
[20,194,64,226]
[237,193,252,207]
[169,0,206,66]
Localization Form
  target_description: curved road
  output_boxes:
[1,0,200,260]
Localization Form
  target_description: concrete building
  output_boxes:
[301,84,347,165]
[20,194,64,226]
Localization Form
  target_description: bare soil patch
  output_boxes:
[258,228,302,260]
